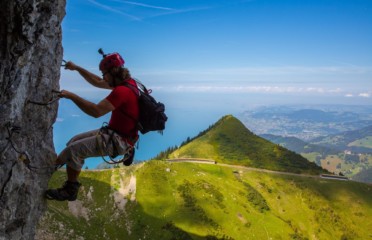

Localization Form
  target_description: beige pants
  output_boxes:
[58,128,130,171]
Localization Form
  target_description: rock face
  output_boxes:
[0,1,65,239]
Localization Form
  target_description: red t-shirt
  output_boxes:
[106,79,139,138]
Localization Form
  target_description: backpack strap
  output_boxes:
[120,80,144,132]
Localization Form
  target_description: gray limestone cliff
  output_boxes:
[0,0,65,239]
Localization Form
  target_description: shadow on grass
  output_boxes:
[40,169,230,240]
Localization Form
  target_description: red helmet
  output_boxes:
[99,52,125,72]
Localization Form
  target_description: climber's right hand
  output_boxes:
[64,61,78,71]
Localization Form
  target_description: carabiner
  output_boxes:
[61,59,67,67]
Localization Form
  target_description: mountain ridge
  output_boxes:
[311,125,372,153]
[166,115,325,175]
[261,125,372,182]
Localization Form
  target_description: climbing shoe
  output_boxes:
[45,181,81,201]
[123,148,135,166]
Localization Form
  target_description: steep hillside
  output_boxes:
[260,134,338,155]
[352,168,372,183]
[262,131,372,182]
[167,115,325,174]
[37,161,372,240]
[311,125,372,153]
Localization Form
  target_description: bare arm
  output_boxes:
[60,90,114,118]
[64,61,112,90]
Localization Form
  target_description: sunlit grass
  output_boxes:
[348,136,372,148]
[40,160,372,240]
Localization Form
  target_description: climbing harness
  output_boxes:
[96,123,137,165]
[27,90,61,106]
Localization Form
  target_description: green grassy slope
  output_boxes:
[38,161,372,240]
[261,134,339,155]
[311,125,372,153]
[352,168,372,183]
[168,115,325,175]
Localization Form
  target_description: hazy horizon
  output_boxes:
[54,99,372,169]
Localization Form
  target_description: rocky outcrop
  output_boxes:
[0,1,65,239]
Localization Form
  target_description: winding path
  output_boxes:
[166,158,349,181]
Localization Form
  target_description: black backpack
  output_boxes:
[123,79,168,134]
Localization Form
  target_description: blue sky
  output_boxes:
[61,0,372,107]
[57,0,372,167]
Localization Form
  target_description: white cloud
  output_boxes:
[60,63,371,97]
[137,66,372,77]
[133,66,372,89]
[155,85,346,94]
[328,88,342,93]
[359,93,370,98]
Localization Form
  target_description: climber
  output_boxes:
[45,50,139,201]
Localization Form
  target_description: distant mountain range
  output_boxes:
[240,105,372,141]
[311,125,372,153]
[261,125,372,183]
[252,108,359,123]
[260,134,338,155]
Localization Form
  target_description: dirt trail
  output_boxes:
[166,158,348,181]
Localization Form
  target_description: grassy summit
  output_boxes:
[168,115,325,174]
